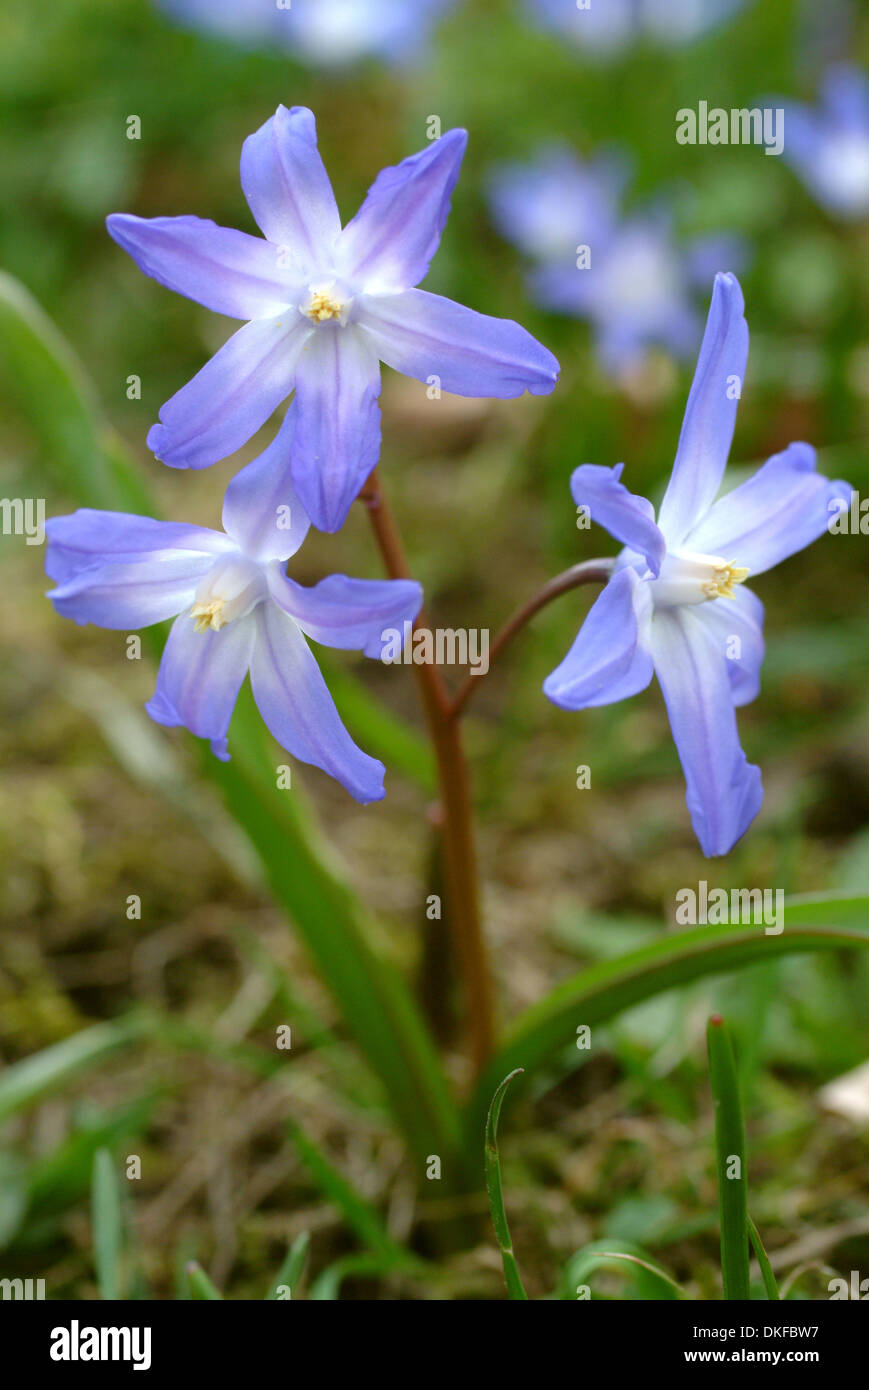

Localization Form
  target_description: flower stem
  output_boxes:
[359,469,495,1074]
[449,558,614,718]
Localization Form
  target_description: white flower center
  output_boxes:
[301,281,352,325]
[651,548,749,609]
[191,557,264,633]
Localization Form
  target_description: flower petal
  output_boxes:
[698,586,765,708]
[685,441,852,576]
[543,565,654,709]
[48,551,215,629]
[146,611,255,761]
[147,316,309,470]
[656,271,748,546]
[570,463,666,576]
[44,509,230,585]
[240,106,341,278]
[289,326,382,532]
[269,570,422,657]
[336,129,467,292]
[249,602,385,803]
[650,606,762,856]
[221,410,310,563]
[106,214,295,319]
[358,288,559,397]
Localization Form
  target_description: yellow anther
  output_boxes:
[702,562,750,601]
[303,292,344,323]
[191,599,227,633]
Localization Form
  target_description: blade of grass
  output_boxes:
[559,1241,684,1299]
[92,1149,123,1301]
[266,1232,310,1300]
[0,1016,145,1124]
[186,1261,223,1300]
[707,1016,750,1300]
[485,1069,528,1300]
[468,897,869,1140]
[748,1213,780,1301]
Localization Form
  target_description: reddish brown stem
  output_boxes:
[449,559,614,718]
[359,470,495,1074]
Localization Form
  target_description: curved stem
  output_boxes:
[359,470,495,1074]
[449,559,614,719]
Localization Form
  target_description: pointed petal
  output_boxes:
[146,611,255,761]
[106,214,294,319]
[44,509,230,585]
[685,441,852,577]
[249,603,385,803]
[240,106,341,278]
[698,586,765,708]
[269,570,422,657]
[290,326,382,532]
[221,410,310,562]
[336,129,467,292]
[650,606,762,857]
[147,316,309,470]
[48,551,215,629]
[358,288,559,397]
[543,565,654,709]
[657,272,748,546]
[570,463,666,576]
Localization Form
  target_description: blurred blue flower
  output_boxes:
[45,430,422,802]
[778,64,869,219]
[108,106,558,534]
[544,273,850,856]
[489,146,743,372]
[526,0,748,55]
[158,0,455,67]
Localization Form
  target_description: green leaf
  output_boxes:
[0,271,461,1171]
[0,1017,145,1124]
[467,897,869,1140]
[485,1070,528,1300]
[559,1240,684,1300]
[748,1214,780,1301]
[92,1148,123,1301]
[707,1017,750,1300]
[266,1232,310,1300]
[186,1261,223,1301]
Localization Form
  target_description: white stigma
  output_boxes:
[651,548,750,609]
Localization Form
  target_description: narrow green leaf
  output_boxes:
[92,1148,123,1301]
[560,1240,684,1300]
[707,1016,750,1300]
[186,1261,223,1300]
[485,1070,528,1300]
[266,1232,310,1300]
[468,899,869,1140]
[0,1017,145,1124]
[748,1213,780,1301]
[308,1252,411,1301]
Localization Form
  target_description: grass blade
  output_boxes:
[468,897,869,1139]
[707,1015,750,1300]
[560,1240,684,1299]
[485,1069,528,1300]
[186,1261,223,1300]
[266,1232,310,1300]
[0,1017,145,1124]
[748,1213,780,1300]
[91,1149,123,1301]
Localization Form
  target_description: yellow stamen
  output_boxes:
[191,599,227,633]
[303,291,344,323]
[702,562,750,601]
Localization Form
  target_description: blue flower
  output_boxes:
[544,273,850,856]
[108,107,558,532]
[489,146,743,372]
[778,65,869,219]
[157,0,456,67]
[526,0,747,55]
[45,427,422,802]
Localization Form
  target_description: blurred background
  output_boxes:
[1,0,869,1299]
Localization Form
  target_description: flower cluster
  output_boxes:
[776,65,869,219]
[489,145,744,372]
[526,0,748,56]
[47,108,557,800]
